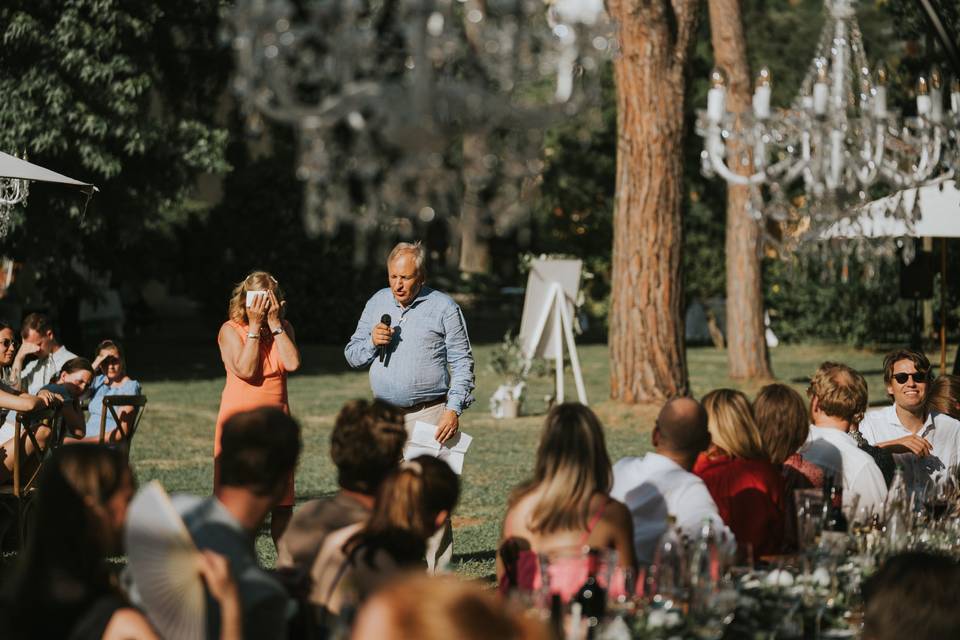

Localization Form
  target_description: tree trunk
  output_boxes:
[608,0,699,402]
[458,133,491,274]
[708,0,772,380]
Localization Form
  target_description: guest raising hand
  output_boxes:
[85,340,142,442]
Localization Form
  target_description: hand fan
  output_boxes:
[125,481,205,640]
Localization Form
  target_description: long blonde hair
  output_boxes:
[522,403,612,534]
[226,271,285,324]
[702,388,766,460]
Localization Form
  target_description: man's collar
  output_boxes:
[393,285,432,309]
[887,404,935,433]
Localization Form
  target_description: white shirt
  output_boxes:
[859,405,960,492]
[611,452,732,564]
[801,425,888,514]
[20,345,77,395]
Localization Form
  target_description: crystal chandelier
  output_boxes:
[227,0,616,236]
[0,165,29,239]
[696,0,960,237]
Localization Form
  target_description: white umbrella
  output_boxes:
[822,175,960,370]
[0,150,96,191]
[822,176,960,239]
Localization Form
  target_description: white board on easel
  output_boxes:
[518,258,587,405]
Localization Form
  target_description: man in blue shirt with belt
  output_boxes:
[345,240,475,569]
[346,241,475,442]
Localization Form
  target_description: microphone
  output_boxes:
[379,314,391,363]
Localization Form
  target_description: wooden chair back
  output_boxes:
[98,395,147,453]
[10,407,64,498]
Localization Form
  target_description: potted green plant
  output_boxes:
[488,331,528,419]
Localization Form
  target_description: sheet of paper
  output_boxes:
[403,420,473,475]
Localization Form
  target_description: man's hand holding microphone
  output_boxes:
[372,314,393,363]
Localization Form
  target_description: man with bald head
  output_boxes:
[610,397,733,563]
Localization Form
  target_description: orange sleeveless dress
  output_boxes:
[213,320,294,506]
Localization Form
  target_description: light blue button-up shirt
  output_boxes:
[344,286,475,414]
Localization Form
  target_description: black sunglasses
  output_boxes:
[893,372,927,384]
[0,339,14,348]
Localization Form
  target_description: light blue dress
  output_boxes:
[85,374,142,439]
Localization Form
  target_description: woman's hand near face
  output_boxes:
[246,291,268,332]
[92,350,108,373]
[266,290,284,332]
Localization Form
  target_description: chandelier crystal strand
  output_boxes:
[228,0,616,239]
[695,0,956,246]
[0,161,29,238]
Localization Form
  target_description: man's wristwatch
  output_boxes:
[272,327,284,336]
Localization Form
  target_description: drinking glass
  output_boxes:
[794,489,826,552]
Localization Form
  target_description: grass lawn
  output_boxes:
[124,339,918,581]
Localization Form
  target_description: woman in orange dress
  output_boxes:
[215,271,301,547]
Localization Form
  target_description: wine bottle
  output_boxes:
[573,558,606,639]
[820,479,849,555]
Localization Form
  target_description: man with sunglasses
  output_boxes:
[859,348,960,492]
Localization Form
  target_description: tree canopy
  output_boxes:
[0,0,230,310]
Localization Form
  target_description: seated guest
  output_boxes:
[753,383,821,551]
[0,322,18,388]
[12,312,77,395]
[862,551,960,640]
[859,349,960,492]
[801,363,887,514]
[498,403,636,595]
[754,383,821,487]
[353,574,550,640]
[0,322,42,433]
[927,374,960,420]
[0,445,241,640]
[277,399,407,571]
[310,456,459,620]
[0,358,87,484]
[694,389,785,561]
[610,397,732,564]
[46,357,96,442]
[0,386,62,484]
[85,340,142,442]
[169,407,301,640]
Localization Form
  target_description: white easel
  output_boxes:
[522,281,588,405]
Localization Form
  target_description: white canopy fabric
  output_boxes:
[822,177,960,239]
[0,150,96,191]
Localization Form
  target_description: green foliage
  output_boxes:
[178,121,377,342]
[0,1,230,309]
[531,67,615,332]
[487,331,529,385]
[765,251,915,345]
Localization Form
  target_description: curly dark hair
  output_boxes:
[331,399,407,495]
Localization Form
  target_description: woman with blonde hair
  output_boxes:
[215,271,300,547]
[497,403,635,598]
[693,389,786,560]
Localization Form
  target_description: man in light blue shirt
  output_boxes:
[345,241,475,444]
[345,241,474,571]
